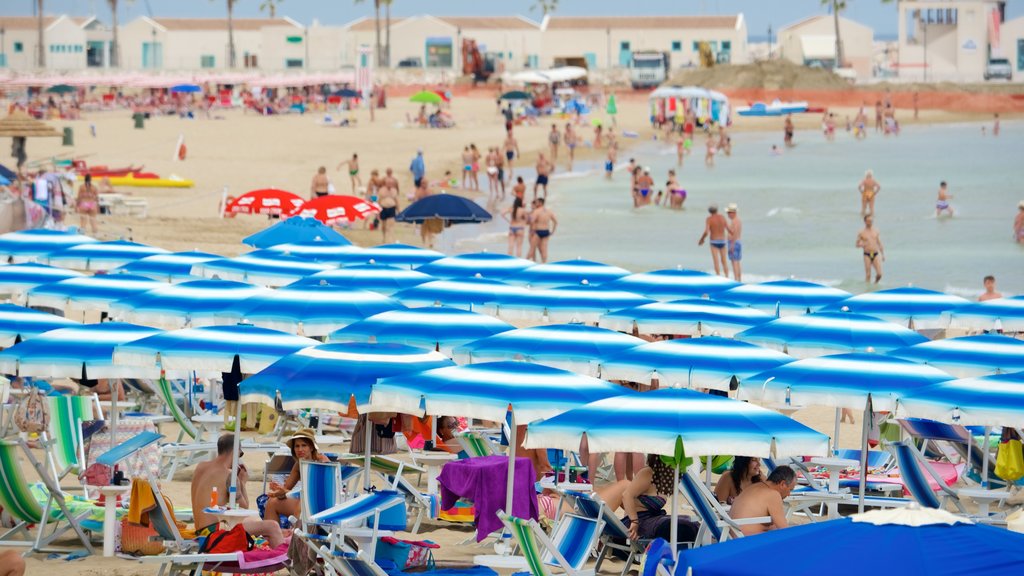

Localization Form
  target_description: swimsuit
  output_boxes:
[639,189,650,198]
[315,191,328,197]
[536,174,548,186]
[349,169,359,176]
[605,161,614,172]
[506,150,514,161]
[380,206,397,220]
[710,239,727,249]
[936,201,950,210]
[671,189,686,198]
[509,226,524,234]
[864,251,880,262]
[728,240,742,261]
[535,229,551,238]
[196,523,219,538]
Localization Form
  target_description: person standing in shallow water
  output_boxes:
[856,215,885,284]
[698,203,729,278]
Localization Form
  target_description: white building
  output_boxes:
[1003,15,1024,78]
[896,0,1007,81]
[0,15,108,71]
[778,15,875,78]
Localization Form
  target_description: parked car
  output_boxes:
[984,58,1012,81]
[397,57,423,69]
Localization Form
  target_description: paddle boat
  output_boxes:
[736,99,809,117]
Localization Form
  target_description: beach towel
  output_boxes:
[128,477,159,526]
[438,455,538,541]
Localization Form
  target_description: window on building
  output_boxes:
[425,37,453,68]
[14,42,23,53]
[620,41,630,51]
[671,41,682,51]
[0,54,6,67]
[722,41,731,51]
[1019,39,1024,71]
[200,55,215,68]
[285,58,303,68]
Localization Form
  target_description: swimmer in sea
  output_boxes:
[705,134,717,168]
[666,169,686,210]
[859,169,880,217]
[935,181,954,218]
[676,133,685,167]
[784,114,795,147]
[856,215,885,284]
[605,144,617,180]
[564,123,578,172]
[637,168,654,206]
[698,203,729,278]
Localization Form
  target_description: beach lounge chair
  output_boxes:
[899,418,1011,487]
[890,440,1005,518]
[335,453,426,487]
[563,490,643,576]
[495,510,600,576]
[678,471,769,546]
[47,393,103,484]
[456,431,503,459]
[387,473,439,535]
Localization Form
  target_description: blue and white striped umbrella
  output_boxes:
[216,284,403,336]
[526,387,830,459]
[27,273,161,313]
[485,283,654,323]
[0,262,84,296]
[392,277,529,311]
[329,307,513,355]
[43,240,169,271]
[719,279,852,315]
[887,335,1024,378]
[240,343,453,412]
[332,243,444,269]
[453,324,645,374]
[897,371,1024,428]
[112,251,219,282]
[598,298,773,337]
[598,336,794,392]
[945,296,1024,332]
[0,229,98,263]
[261,240,361,264]
[113,324,318,377]
[824,287,970,329]
[736,311,928,358]
[746,353,954,412]
[0,322,163,379]
[0,303,78,347]
[604,268,739,301]
[505,259,630,288]
[191,250,334,287]
[109,279,272,329]
[290,264,434,295]
[414,252,534,280]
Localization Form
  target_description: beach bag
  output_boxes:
[14,386,49,433]
[996,428,1024,483]
[375,536,438,570]
[119,518,164,556]
[198,524,254,554]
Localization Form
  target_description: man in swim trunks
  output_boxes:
[379,168,400,243]
[336,153,361,194]
[726,203,743,281]
[856,215,885,284]
[979,275,1002,302]
[310,166,330,199]
[534,153,553,200]
[503,131,519,184]
[783,114,795,147]
[564,123,577,172]
[730,466,796,536]
[548,124,560,161]
[935,181,954,217]
[605,144,617,180]
[698,203,729,278]
[859,169,880,216]
[528,197,558,263]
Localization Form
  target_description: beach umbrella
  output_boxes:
[191,250,334,287]
[261,240,361,264]
[735,311,928,358]
[332,88,360,98]
[599,336,794,392]
[170,84,201,93]
[112,251,219,283]
[676,506,1024,576]
[330,307,512,355]
[598,298,773,337]
[225,188,306,216]
[453,324,645,374]
[603,268,738,301]
[109,279,272,329]
[46,84,75,94]
[946,296,1024,332]
[44,239,169,271]
[415,252,532,280]
[243,216,351,248]
[395,194,492,224]
[409,90,442,104]
[288,194,380,224]
[113,324,318,378]
[0,111,61,167]
[719,279,851,316]
[888,334,1024,378]
[0,262,84,296]
[897,371,1024,429]
[824,287,970,329]
[505,259,630,288]
[0,229,98,263]
[499,90,531,101]
[486,283,654,323]
[217,284,402,336]
[291,264,434,295]
[328,243,444,269]
[0,303,78,347]
[26,273,161,313]
[393,277,530,311]
[0,322,163,379]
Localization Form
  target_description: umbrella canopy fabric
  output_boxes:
[0,303,78,347]
[0,322,163,379]
[242,216,351,248]
[946,296,1024,332]
[0,262,84,295]
[746,353,954,412]
[327,243,444,269]
[0,229,98,263]
[888,334,1024,378]
[170,84,201,93]
[598,298,773,337]
[330,307,513,355]
[485,284,654,323]
[505,259,630,288]
[26,273,161,313]
[415,252,533,281]
[291,264,433,295]
[46,84,75,94]
[288,195,380,224]
[599,336,794,392]
[736,311,928,358]
[44,240,169,271]
[0,110,62,138]
[217,284,402,336]
[603,269,738,301]
[499,91,531,101]
[393,277,530,310]
[720,279,852,315]
[896,371,1024,428]
[191,250,334,287]
[261,241,361,264]
[112,251,219,283]
[824,287,970,329]
[409,90,442,104]
[109,279,272,329]
[395,194,492,225]
[453,324,645,374]
[332,88,360,98]
[225,188,306,216]
[525,387,829,458]
[240,343,454,412]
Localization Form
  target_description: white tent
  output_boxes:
[506,66,588,85]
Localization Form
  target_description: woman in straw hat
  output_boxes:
[262,428,329,528]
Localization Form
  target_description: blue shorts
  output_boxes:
[728,241,742,261]
[605,161,613,172]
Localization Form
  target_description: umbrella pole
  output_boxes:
[505,411,517,522]
[671,460,679,559]
[857,397,872,514]
[363,414,373,492]
[833,407,841,455]
[229,398,243,508]
[110,379,119,450]
[982,426,991,488]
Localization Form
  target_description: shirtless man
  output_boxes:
[335,153,361,194]
[729,466,796,536]
[636,169,654,206]
[547,124,561,161]
[378,168,400,243]
[502,131,519,184]
[726,203,743,281]
[698,203,729,277]
[529,198,558,263]
[564,123,578,172]
[859,170,880,216]
[979,275,1002,302]
[534,153,553,200]
[935,181,954,217]
[512,176,526,201]
[310,166,330,199]
[856,215,885,283]
[783,114,795,147]
[191,434,284,547]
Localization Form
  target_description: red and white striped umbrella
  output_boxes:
[226,188,305,216]
[288,195,380,225]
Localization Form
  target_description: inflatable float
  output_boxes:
[737,100,809,117]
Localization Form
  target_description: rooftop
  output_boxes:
[149,17,299,31]
[545,15,740,30]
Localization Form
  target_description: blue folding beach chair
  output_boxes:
[679,471,770,546]
[563,490,639,576]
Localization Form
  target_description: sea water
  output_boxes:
[455,121,1023,297]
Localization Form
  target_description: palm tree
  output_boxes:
[259,0,282,18]
[36,0,45,68]
[354,0,382,67]
[212,0,238,68]
[383,0,391,68]
[531,0,558,16]
[821,0,892,71]
[106,0,130,67]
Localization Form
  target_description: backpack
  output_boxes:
[198,524,254,554]
[14,386,49,434]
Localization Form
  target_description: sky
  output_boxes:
[5,0,1023,38]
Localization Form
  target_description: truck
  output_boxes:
[629,51,670,89]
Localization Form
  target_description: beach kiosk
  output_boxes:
[648,85,730,128]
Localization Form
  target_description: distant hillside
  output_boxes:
[668,60,851,91]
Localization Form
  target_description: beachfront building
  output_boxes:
[999,15,1024,77]
[895,0,1008,81]
[0,15,111,71]
[778,15,875,78]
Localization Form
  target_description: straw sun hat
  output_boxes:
[286,427,320,453]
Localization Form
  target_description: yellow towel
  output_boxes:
[127,477,158,526]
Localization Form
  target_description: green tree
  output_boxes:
[354,0,382,67]
[107,0,134,67]
[822,0,892,70]
[259,0,282,18]
[213,0,238,68]
[531,0,558,16]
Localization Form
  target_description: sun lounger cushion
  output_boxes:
[28,483,113,532]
